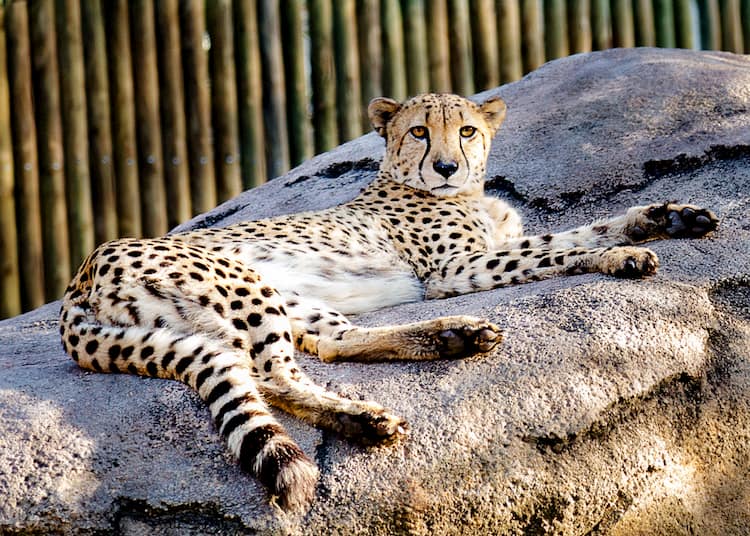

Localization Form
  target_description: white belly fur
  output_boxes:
[236,246,424,315]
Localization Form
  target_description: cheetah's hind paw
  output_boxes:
[436,318,504,358]
[333,407,408,446]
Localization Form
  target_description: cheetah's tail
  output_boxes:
[59,299,319,512]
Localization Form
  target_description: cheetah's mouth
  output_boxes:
[430,183,461,196]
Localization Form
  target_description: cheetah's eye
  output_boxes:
[410,126,428,140]
[459,126,477,138]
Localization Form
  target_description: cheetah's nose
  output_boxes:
[433,160,458,178]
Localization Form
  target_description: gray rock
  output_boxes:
[2,47,749,535]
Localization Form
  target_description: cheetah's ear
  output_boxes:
[480,96,507,134]
[368,97,401,138]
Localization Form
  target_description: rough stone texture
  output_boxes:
[2,48,749,535]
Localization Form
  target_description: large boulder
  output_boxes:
[1,48,749,535]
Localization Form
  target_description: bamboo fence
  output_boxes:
[0,0,748,318]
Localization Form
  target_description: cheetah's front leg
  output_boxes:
[425,245,660,298]
[495,202,718,250]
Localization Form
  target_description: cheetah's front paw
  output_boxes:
[628,203,718,241]
[601,247,659,278]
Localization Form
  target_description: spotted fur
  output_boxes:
[59,93,718,512]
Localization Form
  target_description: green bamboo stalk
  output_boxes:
[30,0,71,299]
[234,0,266,188]
[207,0,242,200]
[81,0,118,244]
[281,0,313,166]
[611,0,635,47]
[309,0,339,152]
[57,0,94,271]
[155,0,191,227]
[7,0,45,310]
[654,0,676,47]
[357,0,382,127]
[0,4,21,318]
[544,0,569,60]
[471,0,499,90]
[497,0,523,82]
[521,0,545,73]
[568,0,592,53]
[333,0,363,142]
[427,0,452,92]
[697,0,722,49]
[180,0,217,213]
[104,0,141,238]
[402,0,430,95]
[633,0,656,46]
[591,0,612,49]
[448,0,474,95]
[720,0,745,52]
[381,0,407,100]
[674,0,696,48]
[258,0,291,174]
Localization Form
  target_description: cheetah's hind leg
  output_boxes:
[283,295,503,362]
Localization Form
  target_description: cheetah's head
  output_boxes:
[368,93,506,197]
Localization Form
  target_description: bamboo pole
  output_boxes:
[448,0,474,95]
[720,0,745,52]
[130,0,167,236]
[207,0,242,201]
[633,0,656,46]
[497,0,523,82]
[234,0,266,188]
[155,0,191,228]
[30,0,71,300]
[521,0,545,73]
[333,0,363,142]
[104,0,141,238]
[402,0,430,95]
[0,4,21,318]
[258,0,291,174]
[654,0,676,47]
[281,0,313,166]
[309,0,339,152]
[674,0,696,48]
[568,0,592,53]
[180,0,217,214]
[57,0,95,271]
[471,0,499,90]
[611,0,635,47]
[742,0,750,52]
[357,0,382,127]
[544,0,569,60]
[381,0,407,100]
[591,0,613,49]
[697,0,722,49]
[427,0,452,92]
[6,0,45,310]
[81,0,118,244]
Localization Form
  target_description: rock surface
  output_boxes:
[2,48,750,535]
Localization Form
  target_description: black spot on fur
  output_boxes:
[504,259,520,272]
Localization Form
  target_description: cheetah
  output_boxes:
[59,93,718,512]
